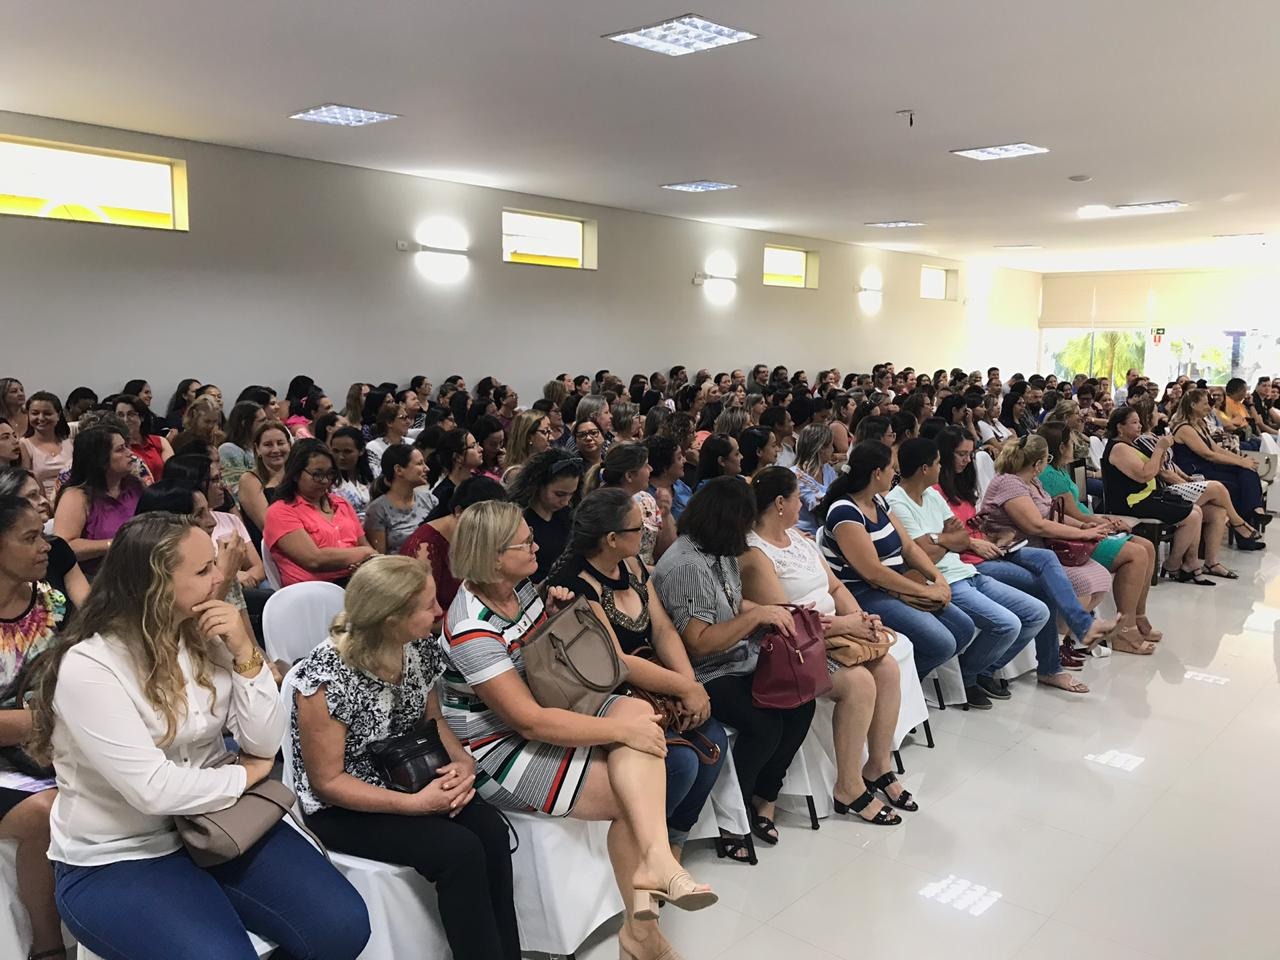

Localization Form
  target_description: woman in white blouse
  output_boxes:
[740,467,919,826]
[27,512,370,960]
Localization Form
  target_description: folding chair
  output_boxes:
[263,581,346,664]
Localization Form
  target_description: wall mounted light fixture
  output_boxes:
[400,216,471,284]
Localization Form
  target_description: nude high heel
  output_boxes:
[632,870,718,921]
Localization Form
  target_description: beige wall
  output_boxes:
[1,111,1042,402]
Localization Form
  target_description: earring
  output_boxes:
[778,506,784,516]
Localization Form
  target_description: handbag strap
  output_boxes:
[247,778,332,863]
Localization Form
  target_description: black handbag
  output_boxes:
[366,718,452,794]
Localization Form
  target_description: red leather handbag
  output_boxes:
[751,605,833,709]
[1045,500,1094,567]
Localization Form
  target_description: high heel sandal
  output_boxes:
[1134,616,1164,641]
[1230,521,1266,551]
[1107,625,1156,655]
[620,926,684,960]
[863,771,919,812]
[632,870,718,921]
[833,789,902,825]
[1160,565,1215,586]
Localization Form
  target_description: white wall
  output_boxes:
[1,111,1042,403]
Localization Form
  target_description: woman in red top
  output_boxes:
[263,440,376,586]
[398,475,506,610]
[113,394,172,483]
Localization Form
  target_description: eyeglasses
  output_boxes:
[536,428,554,437]
[576,428,602,440]
[303,469,340,484]
[502,534,537,553]
[612,526,643,535]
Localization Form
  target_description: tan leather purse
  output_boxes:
[175,758,327,868]
[523,597,629,715]
[826,625,897,668]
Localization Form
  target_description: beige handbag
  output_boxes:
[826,625,896,668]
[523,597,629,715]
[175,758,328,868]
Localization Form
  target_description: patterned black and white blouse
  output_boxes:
[287,636,444,815]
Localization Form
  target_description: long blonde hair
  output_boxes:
[505,410,548,472]
[332,556,429,673]
[994,434,1048,474]
[29,514,220,762]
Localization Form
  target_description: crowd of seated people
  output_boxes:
[0,358,1273,960]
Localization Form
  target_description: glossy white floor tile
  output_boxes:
[567,546,1279,960]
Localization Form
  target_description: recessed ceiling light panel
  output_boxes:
[1078,201,1186,219]
[606,14,758,56]
[662,180,739,192]
[866,221,925,228]
[951,143,1049,161]
[289,103,400,127]
[994,244,1043,250]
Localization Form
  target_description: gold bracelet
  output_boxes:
[233,647,265,676]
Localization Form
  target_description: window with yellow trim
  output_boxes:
[0,135,188,231]
[502,210,595,269]
[763,244,817,288]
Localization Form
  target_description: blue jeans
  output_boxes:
[856,590,975,680]
[947,574,1049,684]
[980,547,1095,677]
[55,821,371,960]
[666,718,729,845]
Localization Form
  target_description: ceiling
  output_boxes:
[6,0,1280,272]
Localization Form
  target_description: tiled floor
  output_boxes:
[572,545,1280,960]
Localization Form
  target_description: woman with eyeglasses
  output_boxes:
[572,419,605,471]
[501,411,553,486]
[506,449,585,582]
[365,404,413,479]
[263,440,376,587]
[113,393,174,484]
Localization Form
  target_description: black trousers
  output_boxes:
[703,672,816,808]
[306,799,520,960]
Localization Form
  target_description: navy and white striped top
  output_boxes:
[819,495,905,598]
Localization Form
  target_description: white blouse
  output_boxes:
[48,632,285,866]
[746,528,835,615]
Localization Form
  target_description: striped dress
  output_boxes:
[439,579,618,816]
[818,495,905,598]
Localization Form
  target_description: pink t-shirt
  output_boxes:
[263,494,363,585]
[977,473,1052,547]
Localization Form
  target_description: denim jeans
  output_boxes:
[947,574,1049,684]
[980,546,1094,677]
[666,717,729,845]
[54,821,371,960]
[856,590,975,680]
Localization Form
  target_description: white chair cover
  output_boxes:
[0,841,30,959]
[923,652,967,707]
[688,730,752,842]
[261,543,284,590]
[994,639,1039,681]
[263,581,346,664]
[1088,435,1106,471]
[974,449,996,501]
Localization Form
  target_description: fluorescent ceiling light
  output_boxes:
[290,103,399,127]
[994,244,1043,250]
[866,220,925,228]
[606,14,758,56]
[951,143,1049,161]
[662,180,738,192]
[1077,201,1186,219]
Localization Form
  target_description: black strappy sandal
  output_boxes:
[833,789,902,825]
[1204,562,1240,580]
[715,831,756,864]
[863,771,920,812]
[750,807,780,845]
[1160,566,1216,586]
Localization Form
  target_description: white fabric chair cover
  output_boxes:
[1088,435,1106,471]
[0,841,30,959]
[260,542,284,589]
[923,653,967,707]
[263,581,346,664]
[994,639,1039,681]
[1259,434,1279,457]
[688,729,752,841]
[974,449,996,501]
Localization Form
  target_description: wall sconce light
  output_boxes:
[695,251,738,305]
[400,216,471,284]
[857,266,884,316]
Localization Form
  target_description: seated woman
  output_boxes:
[0,417,22,470]
[586,443,673,567]
[0,496,66,960]
[741,469,916,824]
[500,410,552,486]
[52,424,144,575]
[932,427,1110,690]
[365,404,413,479]
[217,401,266,496]
[975,395,1012,453]
[571,418,606,472]
[236,421,292,552]
[21,392,74,500]
[263,440,376,587]
[359,388,396,442]
[1101,406,1212,589]
[291,556,520,960]
[1,379,29,438]
[364,445,438,554]
[400,477,507,611]
[694,434,742,489]
[426,429,484,521]
[652,478,814,853]
[999,393,1029,439]
[0,468,90,610]
[887,438,1052,706]
[1168,389,1270,532]
[28,512,369,959]
[814,441,972,686]
[285,387,332,440]
[162,454,267,595]
[506,449,584,582]
[442,501,717,959]
[329,426,375,523]
[737,425,778,479]
[791,423,838,535]
[1034,421,1164,630]
[170,396,225,458]
[471,414,507,483]
[546,489,729,856]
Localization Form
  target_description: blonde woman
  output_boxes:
[442,501,717,960]
[291,556,520,960]
[501,410,552,486]
[28,513,369,959]
[170,395,225,456]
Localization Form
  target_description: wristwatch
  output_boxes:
[233,647,265,676]
[928,533,941,546]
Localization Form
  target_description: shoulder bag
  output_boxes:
[1043,499,1094,567]
[624,646,721,765]
[751,605,833,709]
[367,717,453,793]
[825,621,897,668]
[175,756,328,868]
[522,596,629,716]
